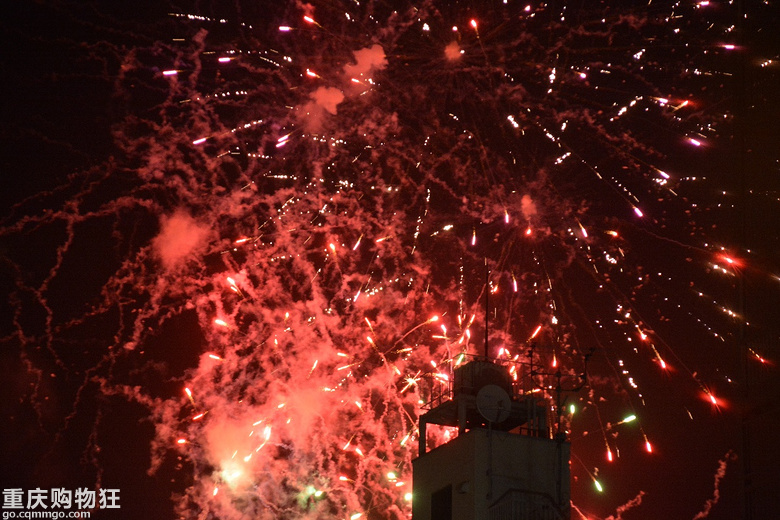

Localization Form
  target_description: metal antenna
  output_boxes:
[484,258,489,358]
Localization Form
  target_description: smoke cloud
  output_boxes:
[152,210,211,270]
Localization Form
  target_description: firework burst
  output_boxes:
[2,1,778,519]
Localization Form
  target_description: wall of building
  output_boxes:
[412,429,570,520]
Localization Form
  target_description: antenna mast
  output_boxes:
[484,258,489,358]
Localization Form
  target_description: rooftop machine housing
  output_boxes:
[414,358,570,520]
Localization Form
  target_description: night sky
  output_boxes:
[1,1,779,519]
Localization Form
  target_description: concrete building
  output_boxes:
[413,359,570,520]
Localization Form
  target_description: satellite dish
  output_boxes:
[476,384,512,423]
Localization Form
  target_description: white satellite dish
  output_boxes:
[476,384,512,423]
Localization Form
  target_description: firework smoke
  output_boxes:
[2,1,778,519]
